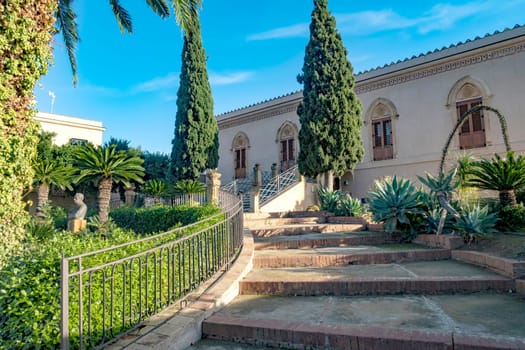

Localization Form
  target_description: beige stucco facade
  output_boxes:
[217,25,525,205]
[35,112,105,146]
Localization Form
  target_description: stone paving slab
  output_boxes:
[187,339,274,349]
[198,294,525,349]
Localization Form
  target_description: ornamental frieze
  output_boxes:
[356,42,525,94]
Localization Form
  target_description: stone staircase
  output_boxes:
[188,216,525,350]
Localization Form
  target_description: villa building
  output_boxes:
[35,112,105,146]
[216,25,525,212]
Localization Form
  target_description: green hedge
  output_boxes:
[0,205,224,349]
[109,204,221,234]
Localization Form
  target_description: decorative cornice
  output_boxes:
[356,42,525,94]
[218,104,298,130]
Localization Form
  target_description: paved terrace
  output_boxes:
[110,217,525,350]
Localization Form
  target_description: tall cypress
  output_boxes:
[170,19,219,181]
[297,0,364,181]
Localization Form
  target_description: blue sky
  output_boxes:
[34,0,525,154]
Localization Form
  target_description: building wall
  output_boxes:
[35,112,105,146]
[217,26,525,203]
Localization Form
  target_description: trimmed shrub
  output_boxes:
[497,204,525,232]
[109,204,221,234]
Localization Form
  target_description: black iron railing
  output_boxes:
[60,190,243,349]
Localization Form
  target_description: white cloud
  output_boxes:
[249,2,491,41]
[131,73,179,93]
[209,71,254,85]
[417,2,489,34]
[247,23,309,41]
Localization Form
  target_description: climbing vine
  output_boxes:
[0,0,56,265]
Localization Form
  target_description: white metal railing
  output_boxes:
[260,165,299,205]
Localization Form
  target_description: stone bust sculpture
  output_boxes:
[68,193,87,220]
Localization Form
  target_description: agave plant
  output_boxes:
[318,187,345,213]
[338,195,365,217]
[453,204,498,243]
[466,151,525,207]
[417,168,459,195]
[368,176,422,233]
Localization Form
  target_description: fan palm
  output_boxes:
[466,151,525,206]
[33,160,77,216]
[74,144,144,224]
[56,0,201,84]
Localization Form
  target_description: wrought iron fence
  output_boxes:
[60,190,243,349]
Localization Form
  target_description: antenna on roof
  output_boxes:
[48,91,55,113]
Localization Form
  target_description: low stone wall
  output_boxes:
[451,250,525,279]
[414,234,464,250]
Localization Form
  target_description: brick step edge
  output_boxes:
[452,250,525,279]
[202,315,525,350]
[254,235,395,250]
[254,249,451,268]
[239,277,514,296]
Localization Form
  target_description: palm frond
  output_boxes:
[171,0,201,34]
[56,0,80,85]
[109,0,133,33]
[146,0,170,18]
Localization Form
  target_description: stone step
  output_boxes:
[241,260,514,296]
[250,223,366,237]
[253,247,451,268]
[254,232,396,250]
[202,294,525,350]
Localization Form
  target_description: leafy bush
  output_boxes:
[496,204,525,232]
[368,176,422,234]
[1,204,224,349]
[0,229,139,349]
[453,204,498,243]
[110,204,221,235]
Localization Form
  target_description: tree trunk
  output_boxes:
[499,189,516,207]
[97,177,113,224]
[36,183,50,217]
[324,170,334,191]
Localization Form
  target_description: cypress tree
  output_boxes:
[170,19,219,181]
[297,0,364,182]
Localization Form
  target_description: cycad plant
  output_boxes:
[74,144,144,224]
[368,176,422,233]
[466,151,525,207]
[142,179,167,204]
[32,160,76,216]
[173,179,206,204]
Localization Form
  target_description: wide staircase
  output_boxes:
[188,215,525,350]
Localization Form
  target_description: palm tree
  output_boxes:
[466,151,525,206]
[33,160,77,217]
[56,0,201,83]
[74,144,145,224]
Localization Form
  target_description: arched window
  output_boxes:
[232,133,249,178]
[277,122,298,171]
[366,100,397,161]
[455,83,485,149]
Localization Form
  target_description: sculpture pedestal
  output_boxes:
[68,219,87,233]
